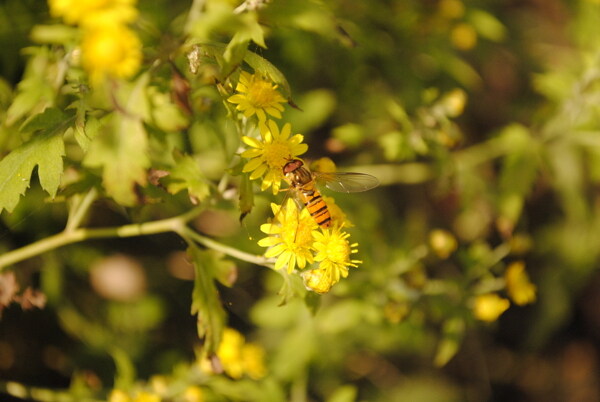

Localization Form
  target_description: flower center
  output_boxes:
[279,211,314,254]
[324,237,350,264]
[262,140,291,169]
[247,80,278,107]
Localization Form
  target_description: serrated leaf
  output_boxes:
[21,107,68,133]
[0,108,69,213]
[84,114,149,206]
[163,153,210,204]
[73,113,101,152]
[188,245,227,356]
[70,97,99,152]
[83,75,150,206]
[6,77,53,126]
[6,48,56,126]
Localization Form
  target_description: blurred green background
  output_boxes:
[2,0,600,401]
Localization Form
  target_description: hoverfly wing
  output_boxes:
[314,172,380,193]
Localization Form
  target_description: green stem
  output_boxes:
[1,208,196,270]
[184,0,206,34]
[0,213,185,271]
[0,206,272,271]
[181,226,274,268]
[65,187,98,231]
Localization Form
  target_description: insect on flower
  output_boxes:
[281,159,379,228]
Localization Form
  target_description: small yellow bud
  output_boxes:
[108,390,131,402]
[505,261,537,306]
[302,268,333,294]
[183,386,204,402]
[429,229,458,259]
[474,294,510,322]
[451,23,477,51]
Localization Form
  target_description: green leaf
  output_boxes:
[6,48,56,126]
[326,385,358,402]
[84,113,149,206]
[244,50,292,98]
[277,272,307,306]
[69,96,101,152]
[468,9,507,42]
[433,317,465,367]
[0,107,69,213]
[20,107,68,133]
[147,86,189,132]
[188,245,227,356]
[83,75,150,206]
[497,124,539,231]
[163,153,211,204]
[30,24,79,45]
[271,322,315,381]
[224,34,250,72]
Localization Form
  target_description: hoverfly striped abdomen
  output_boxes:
[281,158,379,229]
[301,188,332,228]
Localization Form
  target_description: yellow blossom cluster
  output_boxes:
[108,381,204,402]
[228,71,366,293]
[473,260,537,322]
[258,198,361,294]
[199,328,267,380]
[48,0,142,84]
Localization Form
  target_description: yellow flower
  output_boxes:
[133,391,160,402]
[217,328,245,379]
[149,375,168,396]
[310,226,361,291]
[241,120,308,194]
[241,343,267,380]
[258,198,318,273]
[451,23,478,51]
[183,386,204,402]
[473,294,510,322]
[216,328,267,380]
[109,390,131,402]
[505,261,536,306]
[309,157,337,173]
[81,25,142,84]
[429,229,458,259]
[48,0,138,26]
[228,71,287,122]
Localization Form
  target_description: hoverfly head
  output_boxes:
[282,159,304,175]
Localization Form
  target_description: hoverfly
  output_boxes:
[281,159,379,228]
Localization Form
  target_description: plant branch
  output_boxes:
[181,226,274,268]
[65,187,98,231]
[0,207,201,271]
[0,206,273,272]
